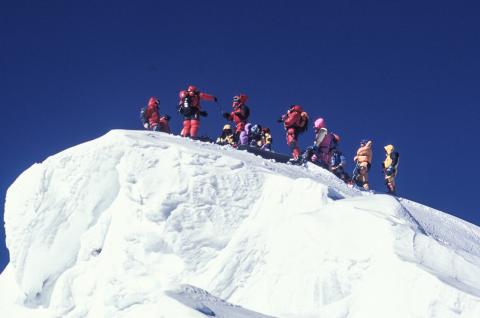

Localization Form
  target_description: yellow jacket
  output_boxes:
[262,132,272,146]
[216,134,236,146]
[383,144,399,171]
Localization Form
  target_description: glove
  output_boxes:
[222,112,231,119]
[199,111,208,117]
[214,97,218,102]
[143,123,149,129]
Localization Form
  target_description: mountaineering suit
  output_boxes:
[223,94,250,144]
[353,140,373,190]
[140,97,171,133]
[382,144,400,194]
[249,124,263,147]
[313,132,340,168]
[178,85,217,138]
[261,127,272,151]
[280,105,308,160]
[242,123,252,145]
[302,118,339,169]
[330,149,351,184]
[216,124,236,146]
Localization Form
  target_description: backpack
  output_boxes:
[296,111,309,133]
[178,95,196,116]
[329,133,340,150]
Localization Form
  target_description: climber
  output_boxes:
[260,127,272,151]
[222,94,250,144]
[302,118,339,169]
[312,118,338,168]
[353,139,373,190]
[278,105,309,161]
[140,97,171,133]
[330,148,351,184]
[178,85,217,138]
[216,124,237,147]
[382,144,400,194]
[249,124,263,147]
[241,123,252,146]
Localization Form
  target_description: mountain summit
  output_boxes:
[1,130,480,317]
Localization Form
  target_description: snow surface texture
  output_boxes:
[1,130,480,318]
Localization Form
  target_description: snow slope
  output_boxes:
[1,130,480,318]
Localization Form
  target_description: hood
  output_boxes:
[384,144,394,155]
[148,97,159,108]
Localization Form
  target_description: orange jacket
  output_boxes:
[354,141,372,164]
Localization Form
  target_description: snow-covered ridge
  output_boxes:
[1,130,480,318]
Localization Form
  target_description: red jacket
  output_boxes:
[228,102,249,125]
[145,97,161,126]
[283,110,304,128]
[144,97,170,133]
[179,90,216,110]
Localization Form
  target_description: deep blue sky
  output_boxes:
[1,0,479,272]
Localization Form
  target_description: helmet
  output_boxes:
[148,97,159,107]
[290,105,303,112]
[262,127,270,133]
[233,94,248,103]
[187,85,198,92]
[314,118,325,129]
[223,124,232,131]
[251,124,262,134]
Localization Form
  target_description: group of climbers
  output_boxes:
[296,118,398,194]
[139,85,400,194]
[141,85,217,138]
[219,95,272,150]
[349,140,399,194]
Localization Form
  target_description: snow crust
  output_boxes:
[1,130,480,317]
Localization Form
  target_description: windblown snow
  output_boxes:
[1,130,480,318]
